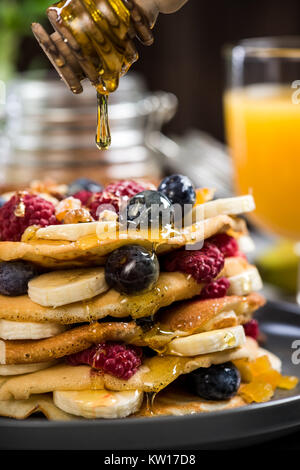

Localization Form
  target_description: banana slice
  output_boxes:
[35,221,117,242]
[195,195,255,220]
[0,361,56,376]
[28,268,108,307]
[166,325,245,357]
[0,319,66,340]
[53,389,143,419]
[228,267,263,296]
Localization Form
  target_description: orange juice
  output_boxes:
[224,85,300,240]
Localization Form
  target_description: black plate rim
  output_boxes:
[268,298,300,315]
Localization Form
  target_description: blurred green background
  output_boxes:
[0,0,50,81]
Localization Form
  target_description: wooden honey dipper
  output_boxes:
[32,0,188,95]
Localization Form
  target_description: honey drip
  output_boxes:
[96,92,111,149]
[13,191,27,218]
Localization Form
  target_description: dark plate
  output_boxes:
[0,302,300,450]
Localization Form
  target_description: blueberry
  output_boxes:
[158,174,196,210]
[0,261,40,296]
[105,245,159,295]
[67,178,103,196]
[188,362,241,401]
[126,190,174,229]
[0,197,6,208]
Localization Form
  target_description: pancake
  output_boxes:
[0,338,259,400]
[0,289,263,365]
[0,181,288,420]
[0,393,77,420]
[158,292,265,335]
[0,388,246,420]
[0,215,245,268]
[135,386,247,416]
[0,254,255,325]
[0,391,246,420]
[0,343,281,420]
[1,322,141,364]
[0,272,203,324]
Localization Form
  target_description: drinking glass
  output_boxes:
[223,37,300,301]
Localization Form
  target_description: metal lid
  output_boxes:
[3,71,177,155]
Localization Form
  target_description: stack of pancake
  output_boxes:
[0,181,289,420]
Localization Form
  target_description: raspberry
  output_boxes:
[67,347,95,367]
[163,242,225,283]
[88,193,118,220]
[66,342,142,380]
[243,319,259,340]
[208,233,239,258]
[88,180,146,219]
[199,277,230,299]
[0,193,58,242]
[73,190,93,206]
[105,180,147,199]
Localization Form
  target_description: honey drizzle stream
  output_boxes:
[145,391,157,416]
[96,92,111,149]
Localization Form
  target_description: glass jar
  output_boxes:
[0,72,177,190]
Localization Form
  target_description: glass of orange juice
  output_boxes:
[224,37,300,301]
